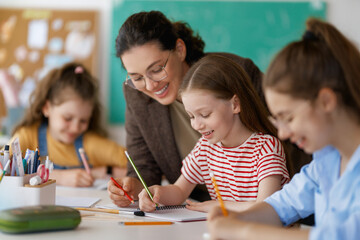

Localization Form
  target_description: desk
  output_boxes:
[0,186,208,240]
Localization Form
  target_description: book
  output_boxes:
[144,205,207,222]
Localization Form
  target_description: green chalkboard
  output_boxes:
[109,0,326,123]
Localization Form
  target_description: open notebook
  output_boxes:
[96,203,207,222]
[145,205,207,222]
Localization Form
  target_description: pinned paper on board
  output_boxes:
[27,19,49,49]
[52,18,63,31]
[48,37,63,53]
[14,45,27,62]
[65,31,95,59]
[0,15,17,43]
[18,77,36,107]
[28,50,40,63]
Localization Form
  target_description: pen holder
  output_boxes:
[0,174,56,211]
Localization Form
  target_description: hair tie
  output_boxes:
[302,30,318,41]
[74,66,84,74]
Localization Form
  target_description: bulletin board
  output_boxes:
[109,0,327,124]
[0,8,98,108]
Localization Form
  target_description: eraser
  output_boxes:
[134,211,145,216]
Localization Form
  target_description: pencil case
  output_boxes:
[0,174,56,211]
[0,205,81,234]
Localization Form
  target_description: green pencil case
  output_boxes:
[0,205,81,234]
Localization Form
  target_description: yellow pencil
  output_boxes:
[76,207,119,214]
[210,172,228,217]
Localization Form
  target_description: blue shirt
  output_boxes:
[265,145,360,240]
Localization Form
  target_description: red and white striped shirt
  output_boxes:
[181,133,289,202]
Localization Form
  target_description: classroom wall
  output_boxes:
[1,0,359,146]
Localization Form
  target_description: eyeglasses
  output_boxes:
[125,51,171,90]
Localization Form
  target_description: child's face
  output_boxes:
[42,96,94,144]
[182,89,242,147]
[265,88,332,154]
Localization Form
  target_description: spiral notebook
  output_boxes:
[144,205,207,222]
[96,203,207,222]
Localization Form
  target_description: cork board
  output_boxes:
[0,8,98,108]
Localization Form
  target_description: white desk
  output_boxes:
[0,186,208,240]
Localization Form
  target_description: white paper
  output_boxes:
[56,196,100,208]
[28,20,48,49]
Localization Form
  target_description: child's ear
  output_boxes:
[42,100,51,117]
[231,95,241,114]
[317,87,337,113]
[175,38,186,61]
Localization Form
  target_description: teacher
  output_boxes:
[108,10,310,206]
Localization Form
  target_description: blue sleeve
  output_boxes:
[264,163,317,226]
[310,212,360,240]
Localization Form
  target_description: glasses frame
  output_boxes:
[125,51,171,90]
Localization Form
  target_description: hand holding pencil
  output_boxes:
[110,177,134,204]
[108,176,143,207]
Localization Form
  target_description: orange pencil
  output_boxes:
[110,177,135,204]
[210,172,228,217]
[119,221,173,226]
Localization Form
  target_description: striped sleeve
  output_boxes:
[181,138,205,185]
[257,136,290,185]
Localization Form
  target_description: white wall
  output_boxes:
[1,0,359,146]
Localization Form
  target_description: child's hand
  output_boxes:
[185,199,218,212]
[52,169,94,187]
[107,177,142,207]
[138,185,162,212]
[207,207,242,239]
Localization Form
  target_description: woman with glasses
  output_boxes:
[108,10,309,206]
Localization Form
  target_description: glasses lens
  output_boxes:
[147,66,168,81]
[125,76,145,89]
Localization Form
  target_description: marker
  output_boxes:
[32,148,39,174]
[124,151,156,203]
[119,221,173,226]
[110,177,134,204]
[3,145,10,170]
[78,148,91,174]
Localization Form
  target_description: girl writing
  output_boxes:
[138,54,289,212]
[207,18,360,240]
[10,62,127,187]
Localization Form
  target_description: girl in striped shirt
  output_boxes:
[138,54,289,213]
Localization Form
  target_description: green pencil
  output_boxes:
[124,151,155,203]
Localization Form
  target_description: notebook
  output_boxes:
[144,205,207,222]
[96,203,207,222]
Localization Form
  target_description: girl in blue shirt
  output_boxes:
[207,18,360,240]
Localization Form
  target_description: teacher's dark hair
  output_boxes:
[116,10,205,65]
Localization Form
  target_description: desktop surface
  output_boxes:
[0,186,208,240]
